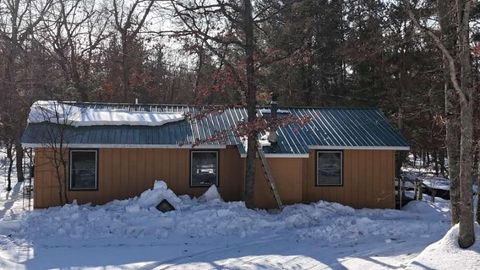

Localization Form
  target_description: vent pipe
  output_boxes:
[268,93,278,144]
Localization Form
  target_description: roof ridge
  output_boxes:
[57,101,380,111]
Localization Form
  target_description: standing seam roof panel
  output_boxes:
[21,104,409,154]
[338,109,376,146]
[322,109,357,147]
[310,109,343,146]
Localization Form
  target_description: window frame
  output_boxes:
[69,149,99,191]
[315,150,343,187]
[189,150,219,188]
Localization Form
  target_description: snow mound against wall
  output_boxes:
[28,100,184,126]
[13,184,451,244]
[198,185,223,202]
[409,224,480,270]
[135,180,183,210]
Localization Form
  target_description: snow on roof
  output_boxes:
[258,108,290,114]
[28,100,185,127]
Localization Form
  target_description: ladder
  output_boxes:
[257,146,283,209]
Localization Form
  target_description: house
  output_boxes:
[21,101,409,209]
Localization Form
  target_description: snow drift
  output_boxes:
[9,181,451,244]
[409,224,480,270]
[28,100,185,127]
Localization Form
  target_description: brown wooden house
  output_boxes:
[22,101,409,209]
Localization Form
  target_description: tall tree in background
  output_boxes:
[437,0,462,225]
[112,0,156,101]
[242,0,257,209]
[258,0,347,106]
[407,0,476,248]
[42,0,110,101]
[170,0,307,208]
[171,0,261,208]
[0,0,54,183]
[0,0,475,211]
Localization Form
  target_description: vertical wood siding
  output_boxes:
[33,148,395,209]
[253,158,304,209]
[303,150,395,208]
[34,147,244,208]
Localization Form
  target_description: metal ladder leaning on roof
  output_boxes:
[257,146,283,209]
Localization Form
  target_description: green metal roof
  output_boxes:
[21,102,409,155]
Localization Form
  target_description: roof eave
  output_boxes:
[21,143,227,149]
[308,145,410,151]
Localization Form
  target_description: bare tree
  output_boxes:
[406,0,476,248]
[111,0,156,101]
[169,0,261,208]
[4,140,14,191]
[437,0,462,225]
[170,0,304,208]
[32,101,76,204]
[0,0,54,183]
[41,0,110,101]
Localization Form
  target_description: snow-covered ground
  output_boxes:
[0,174,477,269]
[409,223,480,269]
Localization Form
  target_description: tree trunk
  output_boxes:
[395,152,407,179]
[477,166,480,225]
[445,76,462,226]
[243,0,257,209]
[395,105,407,178]
[458,102,475,248]
[433,150,439,176]
[476,147,480,225]
[439,148,446,176]
[457,0,475,248]
[438,0,462,225]
[121,32,130,102]
[15,141,24,182]
[477,178,480,225]
[6,144,13,191]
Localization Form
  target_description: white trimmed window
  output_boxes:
[70,150,98,190]
[316,151,343,186]
[191,151,218,187]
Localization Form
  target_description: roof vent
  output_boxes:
[268,93,278,144]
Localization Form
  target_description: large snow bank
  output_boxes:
[28,100,184,126]
[409,224,480,270]
[7,181,451,244]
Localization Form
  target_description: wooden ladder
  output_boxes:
[257,146,283,209]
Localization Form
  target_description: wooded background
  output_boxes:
[0,0,479,181]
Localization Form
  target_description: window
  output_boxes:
[191,151,218,187]
[316,151,342,186]
[70,150,98,190]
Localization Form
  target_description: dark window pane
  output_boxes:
[191,152,218,187]
[71,151,97,189]
[317,152,342,185]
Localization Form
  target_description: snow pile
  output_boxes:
[9,181,450,244]
[409,224,480,270]
[198,185,223,202]
[135,180,183,210]
[28,100,184,127]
